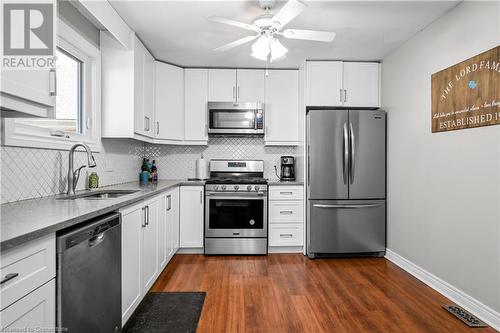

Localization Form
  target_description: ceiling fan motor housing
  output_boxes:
[259,0,276,10]
[253,14,280,32]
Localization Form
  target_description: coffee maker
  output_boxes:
[280,156,295,181]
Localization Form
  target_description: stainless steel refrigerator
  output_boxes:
[306,109,386,258]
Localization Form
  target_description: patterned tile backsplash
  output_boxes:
[1,137,296,203]
[1,139,144,203]
[147,137,297,181]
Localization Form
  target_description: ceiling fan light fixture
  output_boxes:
[251,35,270,61]
[269,38,288,62]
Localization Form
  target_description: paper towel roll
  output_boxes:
[195,157,208,180]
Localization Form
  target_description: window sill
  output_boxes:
[2,119,101,152]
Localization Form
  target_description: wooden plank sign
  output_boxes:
[431,46,499,133]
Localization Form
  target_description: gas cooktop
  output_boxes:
[205,177,268,185]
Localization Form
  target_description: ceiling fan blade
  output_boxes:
[214,35,259,52]
[272,0,307,28]
[207,16,259,32]
[282,29,336,42]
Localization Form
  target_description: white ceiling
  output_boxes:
[109,1,459,68]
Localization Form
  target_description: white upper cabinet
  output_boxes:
[1,69,56,118]
[143,51,156,135]
[264,70,299,145]
[101,33,156,139]
[133,38,146,136]
[184,69,208,144]
[306,61,380,108]
[306,61,343,106]
[236,69,265,102]
[208,69,236,102]
[208,69,264,102]
[343,62,380,108]
[155,61,184,141]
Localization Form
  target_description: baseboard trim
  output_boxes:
[268,246,304,253]
[385,249,500,331]
[177,247,204,254]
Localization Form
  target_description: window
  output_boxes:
[18,48,84,134]
[3,19,101,151]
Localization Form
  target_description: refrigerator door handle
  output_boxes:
[313,204,383,209]
[349,122,355,184]
[342,123,348,184]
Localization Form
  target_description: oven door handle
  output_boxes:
[206,194,267,200]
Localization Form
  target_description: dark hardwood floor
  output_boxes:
[151,254,496,333]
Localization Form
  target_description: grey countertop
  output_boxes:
[267,180,304,185]
[0,180,204,251]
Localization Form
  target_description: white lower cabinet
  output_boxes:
[120,189,180,326]
[179,186,204,248]
[120,202,144,326]
[0,234,56,330]
[0,279,56,330]
[268,185,304,249]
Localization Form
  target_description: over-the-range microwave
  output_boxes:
[207,102,264,135]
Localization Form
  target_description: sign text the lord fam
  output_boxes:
[431,46,499,133]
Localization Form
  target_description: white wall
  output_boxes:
[382,1,500,314]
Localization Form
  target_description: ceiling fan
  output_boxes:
[208,0,336,62]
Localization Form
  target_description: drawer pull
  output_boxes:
[1,273,19,285]
[280,210,293,215]
[279,233,293,238]
[280,191,293,195]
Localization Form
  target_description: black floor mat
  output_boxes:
[124,292,206,333]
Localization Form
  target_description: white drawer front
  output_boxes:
[269,186,304,201]
[0,279,55,330]
[269,224,303,246]
[1,234,56,310]
[269,201,303,224]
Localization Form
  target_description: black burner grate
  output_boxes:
[442,304,488,328]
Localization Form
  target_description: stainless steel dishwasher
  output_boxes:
[57,212,121,333]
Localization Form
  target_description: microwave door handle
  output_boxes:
[254,111,258,130]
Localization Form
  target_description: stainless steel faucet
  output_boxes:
[67,143,97,195]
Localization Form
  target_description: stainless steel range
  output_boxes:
[205,159,268,255]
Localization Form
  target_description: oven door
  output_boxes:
[205,192,267,237]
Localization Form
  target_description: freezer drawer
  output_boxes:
[307,200,385,255]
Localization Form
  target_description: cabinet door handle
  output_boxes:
[339,88,342,103]
[49,69,57,96]
[200,190,203,204]
[1,273,19,285]
[280,191,293,195]
[237,86,240,100]
[279,210,293,215]
[167,195,172,211]
[144,117,150,131]
[279,233,293,238]
[344,89,347,103]
[145,205,149,226]
[142,207,147,227]
[156,121,160,135]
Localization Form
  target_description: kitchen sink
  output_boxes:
[56,189,139,200]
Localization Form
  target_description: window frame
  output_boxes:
[2,19,102,152]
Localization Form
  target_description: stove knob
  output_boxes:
[247,185,252,191]
[234,185,239,191]
[221,185,227,191]
[214,185,219,191]
[255,185,260,192]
